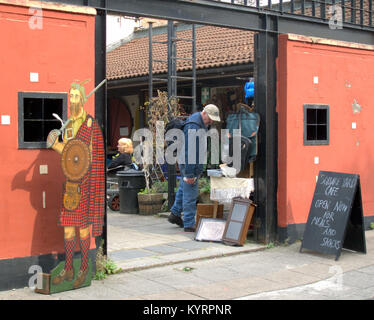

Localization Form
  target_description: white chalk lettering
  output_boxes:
[311,216,330,228]
[320,237,341,250]
[315,199,330,210]
[325,185,339,197]
[342,177,355,188]
[320,175,341,187]
[333,200,348,213]
[322,227,336,236]
[322,211,335,221]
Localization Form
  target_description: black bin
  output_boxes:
[116,169,146,214]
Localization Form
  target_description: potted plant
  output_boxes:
[138,180,168,215]
[198,177,212,204]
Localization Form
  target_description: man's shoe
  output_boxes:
[52,269,74,285]
[73,269,88,289]
[168,213,183,227]
[184,227,196,232]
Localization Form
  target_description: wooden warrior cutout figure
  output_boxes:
[45,80,105,292]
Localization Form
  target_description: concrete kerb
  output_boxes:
[112,243,268,273]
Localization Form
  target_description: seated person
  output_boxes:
[108,138,134,172]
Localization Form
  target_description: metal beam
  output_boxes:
[278,17,374,45]
[253,16,278,244]
[95,9,107,128]
[167,21,177,210]
[43,0,374,45]
[108,64,253,91]
[94,8,108,255]
[46,0,263,30]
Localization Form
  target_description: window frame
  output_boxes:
[18,92,67,149]
[303,104,330,146]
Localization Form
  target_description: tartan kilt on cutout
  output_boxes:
[59,115,105,237]
[60,177,90,229]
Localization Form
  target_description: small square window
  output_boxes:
[18,92,67,149]
[304,104,329,145]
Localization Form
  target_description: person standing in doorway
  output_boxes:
[168,104,221,232]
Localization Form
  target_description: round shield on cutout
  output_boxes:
[61,139,90,181]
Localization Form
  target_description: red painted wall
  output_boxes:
[0,4,95,259]
[277,34,374,229]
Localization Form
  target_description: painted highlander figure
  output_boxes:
[47,80,105,289]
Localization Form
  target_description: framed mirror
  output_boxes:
[195,218,226,242]
[222,197,256,246]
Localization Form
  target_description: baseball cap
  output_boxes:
[203,104,221,122]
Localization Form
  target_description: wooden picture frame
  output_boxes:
[222,197,256,246]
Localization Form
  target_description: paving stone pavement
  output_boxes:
[0,211,373,301]
[106,211,266,272]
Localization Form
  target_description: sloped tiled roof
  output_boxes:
[106,25,254,80]
[107,0,373,81]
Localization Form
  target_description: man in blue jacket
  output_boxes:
[168,104,221,232]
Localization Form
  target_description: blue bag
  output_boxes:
[225,107,260,162]
[244,81,254,100]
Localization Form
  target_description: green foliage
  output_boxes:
[150,181,168,193]
[161,199,169,212]
[139,188,152,195]
[183,267,194,272]
[370,222,374,230]
[94,257,122,280]
[95,240,122,280]
[94,271,106,281]
[139,180,168,194]
[174,179,180,193]
[266,242,275,249]
[198,177,210,194]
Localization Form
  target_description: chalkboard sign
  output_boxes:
[300,171,366,260]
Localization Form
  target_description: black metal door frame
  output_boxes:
[44,0,374,245]
[94,7,108,253]
[254,16,278,243]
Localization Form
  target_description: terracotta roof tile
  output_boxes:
[107,25,254,80]
[107,2,373,80]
